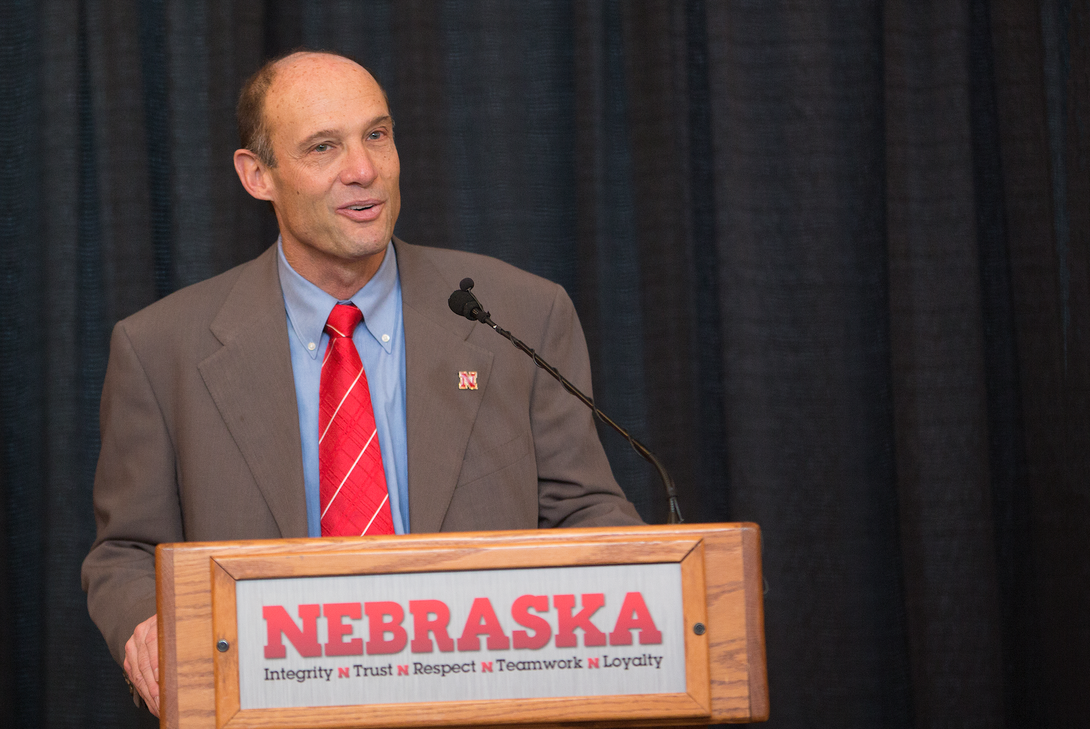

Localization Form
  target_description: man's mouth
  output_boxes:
[338,201,383,221]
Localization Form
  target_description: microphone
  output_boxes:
[447,278,682,524]
[447,278,488,323]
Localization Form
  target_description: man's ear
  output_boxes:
[233,149,275,201]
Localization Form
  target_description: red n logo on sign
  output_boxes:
[263,605,321,658]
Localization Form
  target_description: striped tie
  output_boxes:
[318,303,394,536]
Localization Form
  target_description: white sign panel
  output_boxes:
[234,563,685,709]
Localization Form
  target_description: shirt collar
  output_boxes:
[277,238,400,359]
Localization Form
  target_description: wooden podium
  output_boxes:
[156,523,768,728]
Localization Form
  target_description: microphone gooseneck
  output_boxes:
[447,279,682,524]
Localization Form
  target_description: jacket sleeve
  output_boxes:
[81,321,184,666]
[530,285,644,528]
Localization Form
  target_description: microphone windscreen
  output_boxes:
[448,290,478,319]
[459,278,475,292]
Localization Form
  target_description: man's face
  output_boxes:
[259,54,401,279]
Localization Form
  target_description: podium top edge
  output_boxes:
[155,522,760,556]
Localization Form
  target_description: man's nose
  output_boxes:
[340,143,378,186]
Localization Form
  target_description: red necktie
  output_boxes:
[319,303,395,536]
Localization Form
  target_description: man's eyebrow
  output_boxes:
[298,129,340,149]
[297,116,395,150]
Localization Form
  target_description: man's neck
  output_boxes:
[281,241,388,300]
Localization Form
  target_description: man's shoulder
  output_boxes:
[114,246,277,347]
[395,239,568,314]
[399,240,551,280]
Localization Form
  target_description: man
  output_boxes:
[81,51,640,716]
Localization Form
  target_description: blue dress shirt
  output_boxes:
[277,240,409,535]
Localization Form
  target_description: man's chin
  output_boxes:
[335,221,393,255]
[325,236,392,269]
[343,237,391,259]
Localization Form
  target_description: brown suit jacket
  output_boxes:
[81,239,641,664]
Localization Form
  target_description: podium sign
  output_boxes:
[235,563,687,708]
[158,524,768,727]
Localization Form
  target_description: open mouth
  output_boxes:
[339,202,383,221]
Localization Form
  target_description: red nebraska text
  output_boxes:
[263,593,661,659]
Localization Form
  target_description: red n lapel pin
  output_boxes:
[458,371,478,390]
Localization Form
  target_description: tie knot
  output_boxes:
[325,303,363,339]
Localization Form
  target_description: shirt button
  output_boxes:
[381,334,390,343]
[307,342,316,351]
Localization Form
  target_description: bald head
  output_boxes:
[237,50,388,168]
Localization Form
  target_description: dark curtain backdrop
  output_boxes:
[1,1,1086,727]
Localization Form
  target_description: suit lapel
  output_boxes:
[396,240,494,534]
[197,247,308,538]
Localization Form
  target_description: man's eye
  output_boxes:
[368,130,385,140]
[314,143,331,152]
